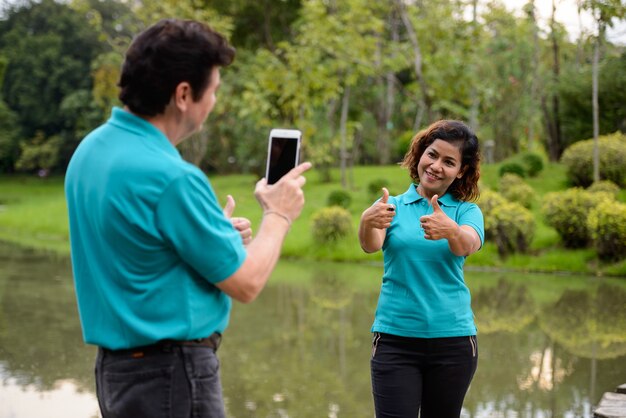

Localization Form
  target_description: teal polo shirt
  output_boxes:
[372,183,484,338]
[65,107,246,350]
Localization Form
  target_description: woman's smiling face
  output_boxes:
[417,139,465,198]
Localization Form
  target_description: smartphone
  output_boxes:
[265,128,302,185]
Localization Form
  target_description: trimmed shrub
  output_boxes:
[395,130,415,160]
[499,162,526,178]
[560,132,626,188]
[542,188,614,248]
[501,182,534,209]
[327,189,352,209]
[587,201,626,261]
[587,180,620,198]
[499,173,525,190]
[477,189,507,240]
[311,206,353,244]
[499,173,534,208]
[521,152,544,177]
[367,178,389,200]
[490,202,535,257]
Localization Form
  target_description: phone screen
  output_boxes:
[267,137,299,184]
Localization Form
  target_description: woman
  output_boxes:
[358,120,484,418]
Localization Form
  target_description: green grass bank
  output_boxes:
[1,163,625,276]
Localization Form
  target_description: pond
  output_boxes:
[1,241,625,418]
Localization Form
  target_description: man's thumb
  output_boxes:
[223,195,235,218]
[381,187,389,204]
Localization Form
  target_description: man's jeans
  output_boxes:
[95,344,225,418]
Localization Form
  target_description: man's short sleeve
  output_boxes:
[155,171,246,283]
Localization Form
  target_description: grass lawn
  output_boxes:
[1,162,625,276]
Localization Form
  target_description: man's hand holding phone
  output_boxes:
[255,162,312,227]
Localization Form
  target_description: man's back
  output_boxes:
[65,107,245,350]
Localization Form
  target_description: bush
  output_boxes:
[521,152,544,177]
[587,201,626,261]
[503,184,534,209]
[542,188,614,248]
[587,180,620,198]
[499,175,534,209]
[327,189,352,209]
[499,162,526,178]
[367,178,389,200]
[477,189,507,240]
[560,132,626,188]
[395,130,414,160]
[311,206,353,244]
[490,202,535,257]
[499,173,525,190]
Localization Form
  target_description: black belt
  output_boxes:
[101,332,222,358]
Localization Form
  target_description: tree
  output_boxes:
[0,0,102,139]
[0,0,104,172]
[581,0,625,182]
[543,0,565,161]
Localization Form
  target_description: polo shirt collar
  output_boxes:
[399,183,460,207]
[108,107,180,158]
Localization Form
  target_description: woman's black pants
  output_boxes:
[370,332,478,418]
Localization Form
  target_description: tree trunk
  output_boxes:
[592,22,603,183]
[546,0,562,161]
[397,0,433,124]
[528,0,540,151]
[339,83,350,188]
[468,0,480,132]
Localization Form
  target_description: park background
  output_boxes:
[0,0,626,417]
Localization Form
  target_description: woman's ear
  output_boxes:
[456,166,467,179]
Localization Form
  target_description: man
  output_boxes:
[65,19,311,418]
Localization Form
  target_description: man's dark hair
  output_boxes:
[119,19,235,117]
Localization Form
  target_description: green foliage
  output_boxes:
[499,172,524,189]
[311,206,353,244]
[503,183,534,209]
[587,180,621,197]
[499,162,526,178]
[479,187,535,257]
[0,0,103,139]
[521,152,544,177]
[490,201,535,257]
[326,189,352,209]
[15,132,63,173]
[367,178,389,200]
[477,188,507,240]
[559,43,626,147]
[499,174,534,208]
[587,201,626,261]
[542,188,614,248]
[395,130,414,161]
[0,99,19,173]
[560,132,626,188]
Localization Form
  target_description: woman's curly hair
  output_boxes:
[401,120,481,202]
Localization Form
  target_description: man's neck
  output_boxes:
[125,106,184,146]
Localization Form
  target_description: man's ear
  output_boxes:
[174,82,192,112]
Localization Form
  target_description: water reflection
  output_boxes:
[1,243,625,418]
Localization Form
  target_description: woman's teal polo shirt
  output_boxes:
[372,183,485,338]
[65,108,246,350]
